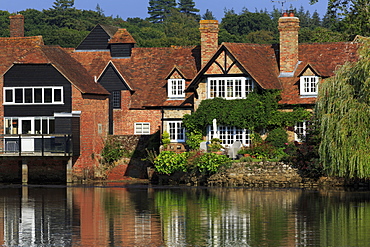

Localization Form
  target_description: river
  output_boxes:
[0,184,370,246]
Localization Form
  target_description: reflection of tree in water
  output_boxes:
[295,190,370,246]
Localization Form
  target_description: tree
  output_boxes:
[147,0,176,23]
[178,0,200,19]
[202,9,216,20]
[315,43,370,178]
[52,0,74,10]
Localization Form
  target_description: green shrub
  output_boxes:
[242,142,278,159]
[162,131,171,149]
[194,152,230,174]
[266,127,288,148]
[154,151,188,174]
[186,130,203,150]
[101,139,125,164]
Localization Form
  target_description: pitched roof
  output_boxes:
[103,46,200,108]
[108,28,136,44]
[99,24,119,38]
[279,42,359,105]
[0,36,108,95]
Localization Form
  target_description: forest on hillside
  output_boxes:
[0,0,368,48]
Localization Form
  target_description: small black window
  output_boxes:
[44,88,52,103]
[34,88,42,103]
[25,88,33,103]
[5,89,13,102]
[15,89,23,103]
[54,88,62,102]
[112,91,121,109]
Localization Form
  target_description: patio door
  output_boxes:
[19,118,34,152]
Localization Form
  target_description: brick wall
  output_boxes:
[278,16,300,74]
[112,91,162,135]
[9,15,24,38]
[71,85,109,172]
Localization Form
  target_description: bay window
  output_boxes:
[208,125,251,147]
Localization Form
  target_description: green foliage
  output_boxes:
[239,142,279,159]
[101,139,125,164]
[202,9,216,20]
[315,43,370,178]
[147,0,177,23]
[178,0,200,19]
[208,138,223,152]
[185,129,203,150]
[266,127,288,148]
[154,151,188,174]
[154,151,231,175]
[183,91,310,136]
[162,131,171,148]
[193,153,230,174]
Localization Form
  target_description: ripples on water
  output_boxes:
[0,184,370,247]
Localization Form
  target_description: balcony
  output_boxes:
[0,134,73,157]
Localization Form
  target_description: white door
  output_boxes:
[19,118,34,152]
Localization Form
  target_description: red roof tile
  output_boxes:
[108,29,136,44]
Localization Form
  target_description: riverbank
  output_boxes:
[150,161,370,189]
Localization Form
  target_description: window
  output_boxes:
[208,125,251,147]
[112,91,121,109]
[294,121,307,142]
[135,122,150,135]
[3,87,64,104]
[208,77,254,99]
[168,121,185,142]
[300,76,318,96]
[168,79,185,98]
[4,117,55,135]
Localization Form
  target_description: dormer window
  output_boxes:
[168,79,185,98]
[207,77,254,99]
[300,76,318,96]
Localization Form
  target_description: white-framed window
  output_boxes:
[135,122,150,135]
[4,117,55,135]
[168,121,185,142]
[112,91,121,109]
[208,125,251,147]
[300,76,318,96]
[3,86,64,105]
[168,79,185,98]
[294,121,307,142]
[207,77,254,99]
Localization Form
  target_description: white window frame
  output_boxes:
[168,121,185,143]
[208,125,251,147]
[168,79,185,98]
[300,76,318,96]
[4,117,55,135]
[3,86,64,105]
[207,77,255,99]
[134,122,150,135]
[294,121,307,142]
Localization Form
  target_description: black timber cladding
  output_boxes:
[110,44,134,57]
[76,25,115,50]
[98,64,130,134]
[4,64,72,117]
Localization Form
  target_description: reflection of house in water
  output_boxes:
[0,187,72,246]
[72,186,163,246]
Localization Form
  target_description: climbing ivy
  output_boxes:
[183,90,310,135]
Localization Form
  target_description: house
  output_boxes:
[73,12,360,152]
[0,15,109,183]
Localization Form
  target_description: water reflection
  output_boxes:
[0,185,370,246]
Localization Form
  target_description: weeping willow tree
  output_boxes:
[316,43,370,178]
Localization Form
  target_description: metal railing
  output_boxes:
[0,134,73,156]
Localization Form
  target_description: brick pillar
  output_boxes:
[278,12,300,76]
[9,14,24,37]
[199,20,219,68]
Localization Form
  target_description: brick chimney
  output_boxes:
[199,20,219,67]
[278,11,300,76]
[9,14,24,37]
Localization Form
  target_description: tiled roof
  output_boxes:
[0,37,108,95]
[279,42,359,105]
[108,46,200,108]
[71,50,112,77]
[100,24,119,38]
[108,29,136,44]
[223,43,281,89]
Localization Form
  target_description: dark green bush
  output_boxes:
[266,127,288,148]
